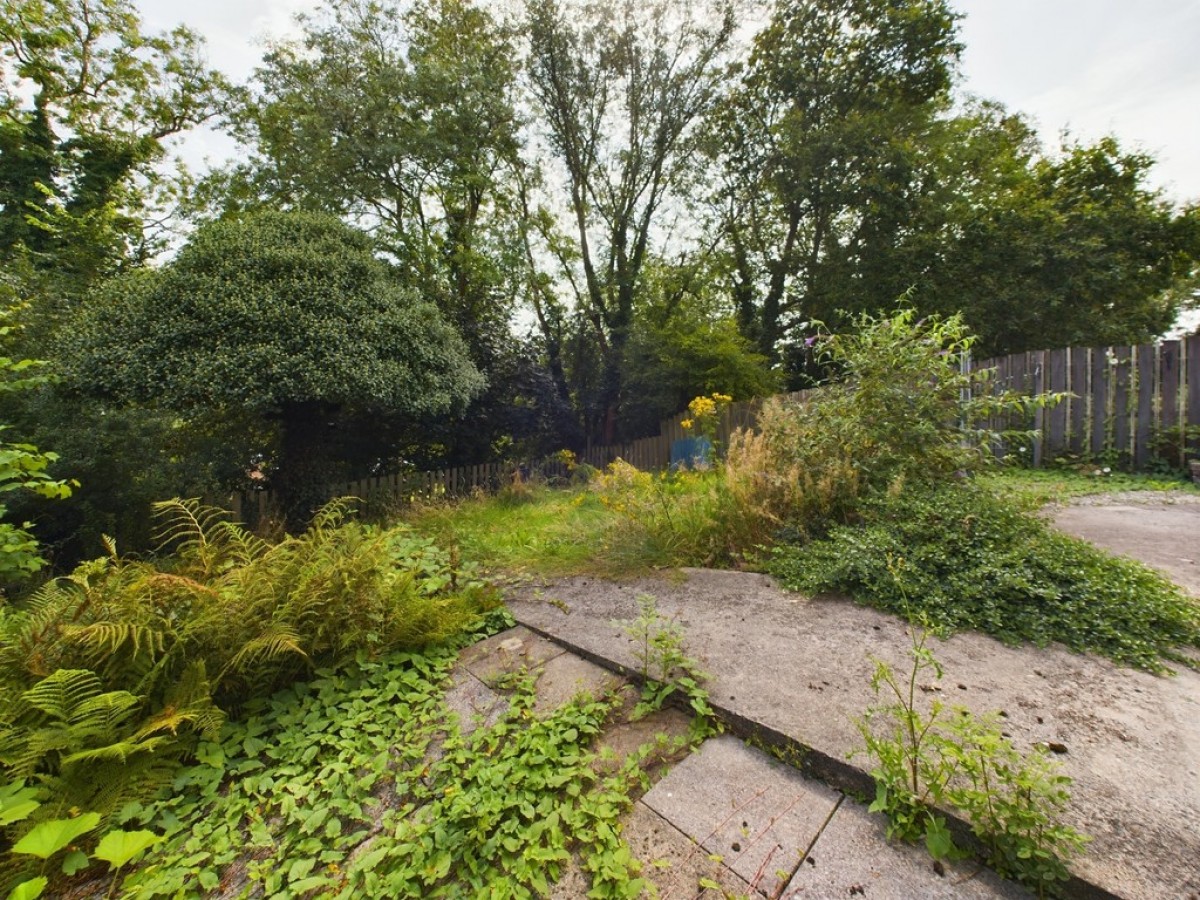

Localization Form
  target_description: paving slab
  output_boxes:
[440,665,508,736]
[786,795,1028,899]
[510,570,1200,899]
[1051,496,1200,596]
[621,802,754,899]
[643,735,842,897]
[531,651,625,716]
[458,624,566,684]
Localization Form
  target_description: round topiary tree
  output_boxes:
[62,210,484,527]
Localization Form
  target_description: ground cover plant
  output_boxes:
[770,482,1200,672]
[112,643,662,899]
[0,500,500,896]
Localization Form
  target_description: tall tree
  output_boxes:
[0,0,226,294]
[61,211,483,528]
[224,0,521,357]
[524,0,735,443]
[712,0,961,360]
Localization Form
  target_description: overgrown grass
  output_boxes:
[769,482,1200,672]
[404,481,716,578]
[981,466,1198,509]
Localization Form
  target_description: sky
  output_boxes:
[133,0,1200,205]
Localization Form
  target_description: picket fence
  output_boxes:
[230,334,1200,521]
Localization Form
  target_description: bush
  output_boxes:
[769,483,1200,671]
[724,309,1050,540]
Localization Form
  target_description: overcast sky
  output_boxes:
[134,0,1200,205]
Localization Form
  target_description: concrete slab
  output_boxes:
[1051,496,1200,596]
[440,666,508,736]
[532,651,625,716]
[458,624,566,684]
[622,801,754,899]
[509,570,1200,899]
[784,796,1029,899]
[642,735,841,897]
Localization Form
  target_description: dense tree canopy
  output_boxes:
[0,0,226,297]
[61,211,483,524]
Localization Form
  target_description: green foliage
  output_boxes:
[61,210,483,525]
[860,629,1088,897]
[0,0,226,296]
[0,318,74,586]
[0,498,498,873]
[116,648,661,899]
[713,0,962,360]
[617,594,715,726]
[771,483,1200,671]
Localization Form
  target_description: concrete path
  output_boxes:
[461,624,1026,899]
[507,567,1200,900]
[1051,493,1200,596]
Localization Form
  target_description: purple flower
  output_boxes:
[804,336,818,348]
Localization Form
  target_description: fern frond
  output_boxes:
[307,497,357,535]
[60,736,171,770]
[64,622,167,665]
[20,670,104,720]
[151,498,239,577]
[217,628,307,689]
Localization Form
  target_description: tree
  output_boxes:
[524,0,735,443]
[0,0,226,296]
[0,309,73,586]
[222,0,520,356]
[711,0,961,360]
[918,136,1200,354]
[61,211,483,528]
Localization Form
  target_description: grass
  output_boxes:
[403,485,641,579]
[403,465,1198,582]
[979,466,1198,509]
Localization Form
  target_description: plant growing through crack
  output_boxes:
[618,594,715,729]
[858,560,1089,897]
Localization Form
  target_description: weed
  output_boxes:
[860,628,1088,897]
[616,594,716,732]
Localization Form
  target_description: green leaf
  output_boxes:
[93,829,162,868]
[0,799,41,826]
[6,877,47,900]
[61,849,90,875]
[12,813,101,859]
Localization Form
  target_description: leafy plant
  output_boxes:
[728,308,1059,539]
[617,593,715,726]
[860,626,1088,897]
[117,644,669,899]
[771,482,1200,671]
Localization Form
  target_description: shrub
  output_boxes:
[724,309,1052,540]
[769,482,1200,671]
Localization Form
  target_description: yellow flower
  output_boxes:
[681,418,693,430]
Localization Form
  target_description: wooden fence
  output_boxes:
[977,334,1200,468]
[229,334,1200,521]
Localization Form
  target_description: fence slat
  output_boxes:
[1113,346,1132,461]
[1069,347,1088,454]
[1135,345,1155,467]
[1047,348,1068,457]
[1188,336,1200,451]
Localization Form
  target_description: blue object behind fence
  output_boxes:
[670,437,713,470]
